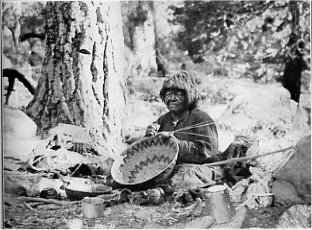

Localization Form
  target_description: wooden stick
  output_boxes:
[36,204,66,210]
[26,202,45,207]
[206,146,295,167]
[70,162,84,176]
[174,120,215,133]
[24,202,40,212]
[16,196,80,206]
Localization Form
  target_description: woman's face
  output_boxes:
[164,88,189,114]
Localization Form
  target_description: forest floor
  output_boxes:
[4,198,290,229]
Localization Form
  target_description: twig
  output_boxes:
[206,146,295,167]
[70,162,84,176]
[173,121,215,133]
[26,202,45,207]
[16,196,80,206]
[37,204,66,210]
[24,202,40,212]
[174,131,217,139]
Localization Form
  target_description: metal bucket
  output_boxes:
[202,185,236,224]
[81,197,105,218]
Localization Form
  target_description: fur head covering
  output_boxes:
[159,71,199,110]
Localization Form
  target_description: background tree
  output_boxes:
[170,1,310,99]
[121,1,168,78]
[25,1,127,156]
[170,1,310,64]
[2,2,46,107]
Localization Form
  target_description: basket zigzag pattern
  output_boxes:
[114,136,178,185]
[122,136,176,164]
[128,154,172,183]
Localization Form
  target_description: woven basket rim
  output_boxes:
[111,135,179,186]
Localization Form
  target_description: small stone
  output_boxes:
[276,204,311,228]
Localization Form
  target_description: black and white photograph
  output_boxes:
[1,0,311,228]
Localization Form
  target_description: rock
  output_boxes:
[272,135,311,206]
[3,136,42,168]
[276,205,311,228]
[3,107,37,139]
[272,180,305,206]
[2,54,12,68]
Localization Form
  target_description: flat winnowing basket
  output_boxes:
[111,135,179,186]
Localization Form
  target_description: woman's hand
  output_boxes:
[145,122,160,137]
[159,131,180,145]
[159,131,174,138]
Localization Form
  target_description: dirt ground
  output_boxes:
[4,198,289,229]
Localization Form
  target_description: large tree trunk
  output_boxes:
[127,1,158,78]
[26,1,127,156]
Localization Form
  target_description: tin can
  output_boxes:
[81,197,105,218]
[202,185,236,224]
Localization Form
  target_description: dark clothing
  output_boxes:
[156,108,219,164]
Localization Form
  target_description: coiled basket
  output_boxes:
[111,135,179,189]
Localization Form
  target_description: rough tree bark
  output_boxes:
[127,1,158,78]
[26,1,127,156]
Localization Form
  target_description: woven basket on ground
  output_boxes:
[111,135,179,188]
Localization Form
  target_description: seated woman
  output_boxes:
[145,71,225,190]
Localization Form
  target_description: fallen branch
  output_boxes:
[37,204,63,210]
[206,146,295,167]
[26,202,45,207]
[24,202,40,213]
[2,68,35,105]
[16,196,80,206]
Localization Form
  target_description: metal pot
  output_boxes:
[81,197,105,218]
[202,185,236,224]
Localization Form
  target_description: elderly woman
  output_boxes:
[145,71,225,190]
